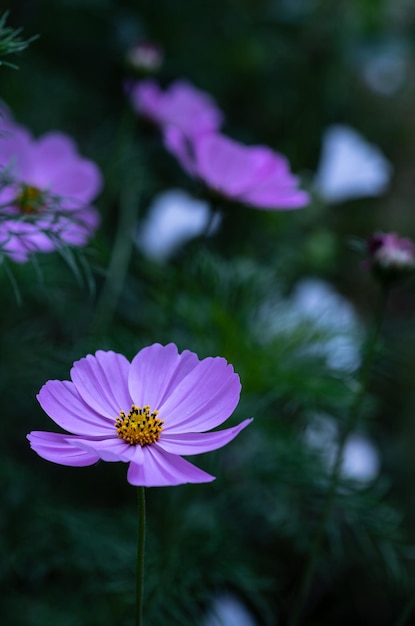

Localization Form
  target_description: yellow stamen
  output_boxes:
[115,404,164,446]
[16,185,45,214]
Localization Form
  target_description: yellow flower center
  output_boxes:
[16,185,45,214]
[115,405,164,446]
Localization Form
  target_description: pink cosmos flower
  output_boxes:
[27,343,252,487]
[129,78,224,138]
[165,128,310,210]
[0,108,102,262]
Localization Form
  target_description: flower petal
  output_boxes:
[126,446,215,486]
[37,379,115,435]
[157,418,252,455]
[158,357,241,433]
[195,134,275,197]
[70,351,133,418]
[73,436,145,464]
[128,343,200,409]
[27,431,99,466]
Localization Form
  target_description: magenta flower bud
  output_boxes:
[165,129,309,211]
[125,41,163,74]
[129,78,224,139]
[367,232,415,282]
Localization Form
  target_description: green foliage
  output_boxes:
[2,1,415,625]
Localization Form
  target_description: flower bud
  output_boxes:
[367,232,415,283]
[125,42,163,75]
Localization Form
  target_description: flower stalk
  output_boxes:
[136,486,146,626]
[288,284,389,626]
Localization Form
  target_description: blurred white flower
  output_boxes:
[203,592,258,626]
[291,278,362,372]
[304,414,380,485]
[314,125,392,203]
[342,433,380,483]
[136,189,220,262]
[362,46,407,96]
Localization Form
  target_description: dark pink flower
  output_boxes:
[0,109,102,262]
[27,343,252,487]
[165,129,310,210]
[129,79,224,138]
[366,232,415,281]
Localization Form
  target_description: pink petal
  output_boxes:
[70,351,133,418]
[37,379,115,435]
[158,80,224,136]
[157,418,252,454]
[126,446,215,486]
[130,79,163,121]
[44,159,103,206]
[241,161,310,209]
[0,123,35,178]
[73,436,145,464]
[158,357,241,433]
[163,126,197,176]
[42,206,100,247]
[32,132,79,178]
[195,134,276,197]
[128,343,200,410]
[0,220,55,262]
[27,431,99,466]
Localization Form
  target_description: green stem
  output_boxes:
[136,486,146,626]
[393,592,415,626]
[288,285,389,626]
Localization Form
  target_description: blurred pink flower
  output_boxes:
[165,129,309,210]
[0,108,102,262]
[27,343,252,487]
[129,79,224,138]
[367,232,415,281]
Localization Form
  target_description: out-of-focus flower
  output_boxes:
[125,41,163,74]
[136,189,220,262]
[27,343,252,487]
[129,79,224,138]
[314,125,392,203]
[203,592,259,626]
[165,129,309,210]
[304,414,380,485]
[360,44,407,96]
[0,108,102,262]
[367,232,415,283]
[260,279,361,372]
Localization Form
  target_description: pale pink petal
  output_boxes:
[195,134,275,196]
[158,80,224,136]
[127,446,215,486]
[0,125,35,178]
[43,207,100,246]
[157,418,253,454]
[163,126,197,175]
[37,379,115,435]
[0,219,55,262]
[70,351,133,418]
[242,184,310,209]
[158,357,241,433]
[27,431,99,466]
[129,79,163,121]
[32,132,79,178]
[73,436,145,464]
[44,160,103,206]
[128,343,200,409]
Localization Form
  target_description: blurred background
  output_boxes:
[2,0,415,624]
